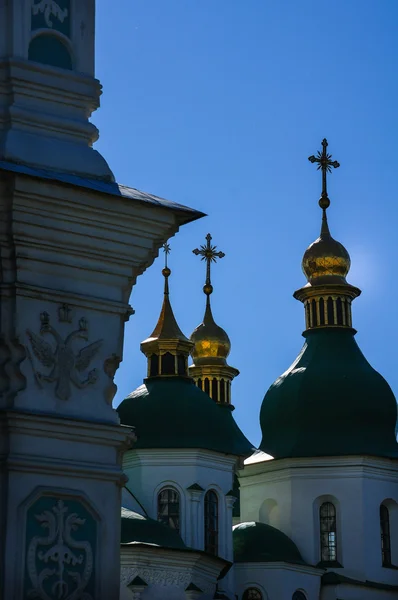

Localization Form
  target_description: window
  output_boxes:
[320,502,337,562]
[150,354,158,377]
[161,352,175,375]
[292,592,307,600]
[242,589,262,600]
[29,34,72,70]
[157,488,180,533]
[177,354,186,376]
[204,490,218,555]
[380,504,392,566]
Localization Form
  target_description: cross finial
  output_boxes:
[308,138,340,210]
[193,233,225,296]
[162,242,171,293]
[163,242,171,268]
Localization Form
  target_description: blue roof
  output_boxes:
[0,160,205,224]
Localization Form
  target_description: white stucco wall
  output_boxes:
[239,455,398,590]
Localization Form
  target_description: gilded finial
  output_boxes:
[192,234,225,296]
[308,138,340,211]
[162,242,171,291]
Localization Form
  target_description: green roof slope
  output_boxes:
[260,328,398,459]
[233,521,306,564]
[117,377,253,456]
[121,507,186,549]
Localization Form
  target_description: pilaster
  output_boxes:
[0,166,203,599]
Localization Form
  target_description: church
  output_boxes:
[0,2,397,600]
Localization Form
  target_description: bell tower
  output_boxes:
[0,0,114,180]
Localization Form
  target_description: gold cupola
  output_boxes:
[141,243,193,378]
[294,139,361,329]
[189,234,239,407]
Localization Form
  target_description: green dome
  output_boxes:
[117,377,253,455]
[233,521,305,564]
[121,507,186,549]
[260,328,398,459]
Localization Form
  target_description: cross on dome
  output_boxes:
[192,234,225,296]
[308,138,340,210]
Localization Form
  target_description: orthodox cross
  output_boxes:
[163,242,171,268]
[308,138,340,209]
[193,234,225,295]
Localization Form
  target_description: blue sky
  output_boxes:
[95,0,398,446]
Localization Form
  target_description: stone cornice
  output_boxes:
[1,409,135,448]
[234,561,323,576]
[123,448,237,471]
[240,455,398,486]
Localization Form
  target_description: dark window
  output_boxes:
[161,352,175,375]
[220,379,225,403]
[150,354,159,377]
[319,297,325,325]
[292,592,307,600]
[227,381,231,404]
[345,300,351,326]
[177,354,186,376]
[311,299,317,326]
[157,488,180,533]
[198,378,203,390]
[320,502,337,562]
[242,589,262,600]
[336,297,343,325]
[212,378,218,402]
[380,504,392,566]
[327,297,334,325]
[204,490,218,555]
[306,302,311,327]
[29,34,73,70]
[204,378,210,395]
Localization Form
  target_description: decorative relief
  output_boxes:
[26,311,102,401]
[0,335,27,402]
[31,0,70,37]
[31,0,69,28]
[120,567,213,593]
[103,354,121,404]
[25,496,96,600]
[121,567,190,588]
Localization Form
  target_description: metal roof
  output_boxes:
[0,161,205,224]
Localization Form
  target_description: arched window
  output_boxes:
[292,592,307,600]
[319,297,325,325]
[161,352,175,375]
[150,354,159,377]
[380,504,392,566]
[157,488,180,533]
[204,490,218,555]
[320,502,337,562]
[243,589,262,600]
[177,354,186,376]
[29,34,73,70]
[212,378,218,402]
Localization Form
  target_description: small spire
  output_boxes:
[190,234,238,406]
[294,140,360,331]
[141,242,193,379]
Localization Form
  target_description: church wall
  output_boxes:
[123,448,237,561]
[239,456,398,588]
[234,562,321,600]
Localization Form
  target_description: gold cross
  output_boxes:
[193,234,225,295]
[163,242,171,268]
[308,138,340,209]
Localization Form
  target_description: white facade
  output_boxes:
[236,453,398,599]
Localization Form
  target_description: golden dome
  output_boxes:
[302,213,351,285]
[190,298,231,366]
